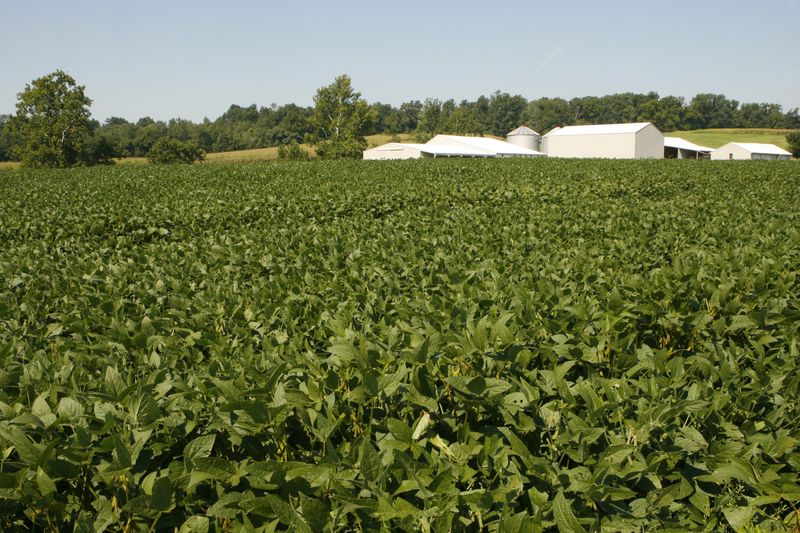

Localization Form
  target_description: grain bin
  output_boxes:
[506,126,541,152]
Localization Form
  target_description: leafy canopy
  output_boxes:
[306,74,375,159]
[147,137,205,164]
[8,70,93,167]
[786,130,800,158]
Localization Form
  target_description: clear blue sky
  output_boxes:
[1,0,798,122]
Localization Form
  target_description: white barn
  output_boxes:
[363,135,544,160]
[710,142,791,161]
[426,135,544,157]
[543,122,664,159]
[362,143,494,160]
[664,137,713,159]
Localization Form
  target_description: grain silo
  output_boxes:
[506,126,541,152]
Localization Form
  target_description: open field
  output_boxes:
[665,128,794,149]
[1,159,799,530]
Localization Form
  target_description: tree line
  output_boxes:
[1,71,799,164]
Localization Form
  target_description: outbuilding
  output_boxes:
[426,135,544,158]
[542,122,664,159]
[363,143,431,160]
[363,135,544,160]
[664,137,713,159]
[710,142,791,161]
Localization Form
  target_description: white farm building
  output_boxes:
[542,122,664,159]
[363,134,544,160]
[710,142,791,161]
[664,137,713,159]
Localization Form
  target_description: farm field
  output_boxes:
[1,160,800,531]
[665,128,794,150]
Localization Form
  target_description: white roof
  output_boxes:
[428,135,545,156]
[507,126,540,136]
[664,137,713,153]
[420,144,496,157]
[369,143,429,152]
[544,122,653,137]
[366,142,494,157]
[722,142,791,156]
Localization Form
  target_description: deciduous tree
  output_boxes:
[8,70,93,167]
[306,75,374,159]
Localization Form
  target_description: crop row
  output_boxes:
[1,160,799,531]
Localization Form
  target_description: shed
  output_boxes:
[363,143,430,160]
[710,142,791,161]
[664,137,713,159]
[364,135,545,160]
[542,122,664,159]
[426,135,544,157]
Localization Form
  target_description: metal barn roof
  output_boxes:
[544,123,653,136]
[664,137,713,153]
[429,135,545,156]
[507,126,540,136]
[726,142,791,156]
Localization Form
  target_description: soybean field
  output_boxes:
[1,159,799,532]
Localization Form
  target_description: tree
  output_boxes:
[277,140,311,160]
[786,131,800,158]
[637,96,685,132]
[521,97,571,133]
[147,137,205,164]
[487,91,527,135]
[0,115,15,161]
[306,75,375,159]
[8,70,94,167]
[685,94,739,130]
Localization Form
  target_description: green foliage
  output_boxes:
[1,159,800,531]
[306,75,375,159]
[786,131,800,157]
[7,70,93,167]
[0,115,15,161]
[276,140,310,160]
[147,137,205,164]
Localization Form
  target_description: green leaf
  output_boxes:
[411,412,431,441]
[553,492,587,533]
[151,477,173,511]
[36,467,56,496]
[360,437,383,483]
[0,424,43,466]
[722,506,755,530]
[184,434,216,471]
[57,397,84,421]
[300,494,330,533]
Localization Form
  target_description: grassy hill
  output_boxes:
[664,128,793,149]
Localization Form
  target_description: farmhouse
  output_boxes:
[664,137,713,159]
[710,142,791,161]
[542,122,664,159]
[363,133,544,160]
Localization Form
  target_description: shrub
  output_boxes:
[147,137,205,164]
[277,141,310,161]
[786,131,800,158]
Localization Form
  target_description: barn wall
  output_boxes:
[545,133,637,158]
[635,124,665,159]
[711,143,750,160]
